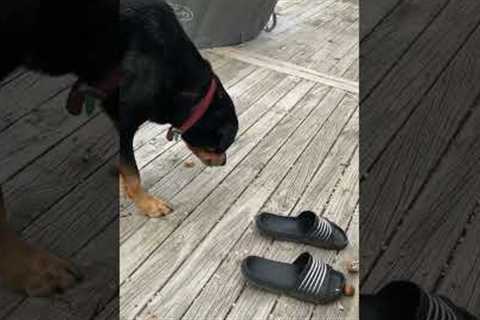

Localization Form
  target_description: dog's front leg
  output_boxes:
[0,188,82,296]
[119,131,172,217]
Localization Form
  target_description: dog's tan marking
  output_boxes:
[119,165,172,217]
[0,188,81,296]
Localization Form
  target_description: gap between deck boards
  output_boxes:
[208,47,359,94]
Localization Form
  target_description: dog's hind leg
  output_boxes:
[119,130,173,218]
[0,187,82,296]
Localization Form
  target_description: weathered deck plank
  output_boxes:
[119,0,359,319]
[0,158,118,318]
[140,94,357,320]
[181,95,357,320]
[365,103,480,290]
[120,78,318,319]
[4,221,118,320]
[5,115,116,232]
[158,94,356,319]
[438,201,480,312]
[361,0,450,96]
[0,0,358,319]
[119,72,295,243]
[360,0,399,39]
[0,73,73,132]
[236,0,359,81]
[361,24,480,287]
[361,0,480,317]
[229,121,358,320]
[0,87,100,183]
[360,0,480,170]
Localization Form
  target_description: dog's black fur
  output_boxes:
[116,1,238,169]
[2,0,238,163]
[0,0,238,295]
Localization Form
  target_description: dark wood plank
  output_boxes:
[4,114,117,232]
[360,0,400,39]
[0,86,100,183]
[3,221,118,320]
[435,110,480,317]
[361,0,480,170]
[0,69,28,89]
[437,204,480,317]
[0,73,74,132]
[93,298,119,320]
[361,24,480,287]
[361,0,449,97]
[364,102,480,292]
[0,160,118,317]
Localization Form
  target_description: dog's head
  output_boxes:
[170,73,239,167]
[59,1,239,167]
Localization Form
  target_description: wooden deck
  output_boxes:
[120,0,359,319]
[0,0,359,319]
[360,0,480,317]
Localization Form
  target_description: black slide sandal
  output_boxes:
[361,281,478,320]
[241,252,347,304]
[256,211,348,250]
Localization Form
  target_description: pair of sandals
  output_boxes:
[241,211,350,304]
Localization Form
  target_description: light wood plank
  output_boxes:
[138,88,357,320]
[120,79,320,320]
[119,69,289,242]
[212,48,358,93]
[183,108,358,320]
[227,115,358,320]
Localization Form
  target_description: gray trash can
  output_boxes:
[168,0,278,48]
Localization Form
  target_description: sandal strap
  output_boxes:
[423,294,457,320]
[298,258,329,295]
[309,217,333,241]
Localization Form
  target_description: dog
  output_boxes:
[0,0,239,296]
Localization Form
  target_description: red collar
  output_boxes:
[66,68,123,115]
[166,78,217,141]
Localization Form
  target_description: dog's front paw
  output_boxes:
[0,233,82,297]
[135,193,173,218]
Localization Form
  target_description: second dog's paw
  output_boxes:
[0,232,83,297]
[24,251,82,297]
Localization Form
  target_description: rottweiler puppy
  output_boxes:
[0,0,238,296]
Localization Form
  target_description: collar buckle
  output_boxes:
[167,127,183,141]
[166,78,217,142]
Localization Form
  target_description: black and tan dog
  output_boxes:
[0,0,238,296]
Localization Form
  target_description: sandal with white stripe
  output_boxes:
[361,281,478,320]
[255,211,348,250]
[241,252,347,304]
